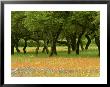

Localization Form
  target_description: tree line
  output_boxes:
[11,11,100,56]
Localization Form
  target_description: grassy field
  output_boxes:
[11,44,100,77]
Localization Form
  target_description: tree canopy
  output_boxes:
[11,11,100,56]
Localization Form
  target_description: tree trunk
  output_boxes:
[70,33,76,51]
[42,40,49,54]
[11,45,14,55]
[50,39,57,56]
[85,34,91,50]
[76,32,84,55]
[36,40,40,54]
[15,40,20,53]
[68,44,71,54]
[11,33,15,55]
[80,39,84,51]
[42,46,46,53]
[50,25,63,56]
[76,40,80,54]
[66,36,71,54]
[42,46,49,54]
[11,37,15,55]
[23,39,27,53]
[95,36,100,56]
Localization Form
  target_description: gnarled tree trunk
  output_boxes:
[42,40,49,54]
[76,31,85,55]
[66,36,71,54]
[50,39,57,56]
[11,45,14,55]
[70,33,76,51]
[50,24,63,56]
[95,35,100,56]
[23,39,27,53]
[85,34,91,50]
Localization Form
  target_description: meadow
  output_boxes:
[11,44,100,77]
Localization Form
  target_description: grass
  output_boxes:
[11,44,100,77]
[12,49,98,60]
[13,43,99,58]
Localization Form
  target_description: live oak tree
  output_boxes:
[11,11,27,54]
[11,11,100,56]
[24,11,70,56]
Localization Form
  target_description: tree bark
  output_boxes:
[11,45,14,55]
[95,36,100,56]
[68,44,71,54]
[76,40,80,54]
[66,36,71,54]
[85,34,91,50]
[80,40,84,51]
[36,40,40,54]
[15,40,20,53]
[50,39,57,56]
[70,33,76,51]
[23,39,27,53]
[42,45,49,54]
[42,40,49,54]
[50,24,63,56]
[11,36,15,55]
[76,32,84,55]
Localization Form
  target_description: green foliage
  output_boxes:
[11,11,25,32]
[12,11,100,35]
[18,39,44,47]
[11,11,100,49]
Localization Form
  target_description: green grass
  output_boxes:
[12,43,99,58]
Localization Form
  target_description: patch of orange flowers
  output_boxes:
[11,57,100,77]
